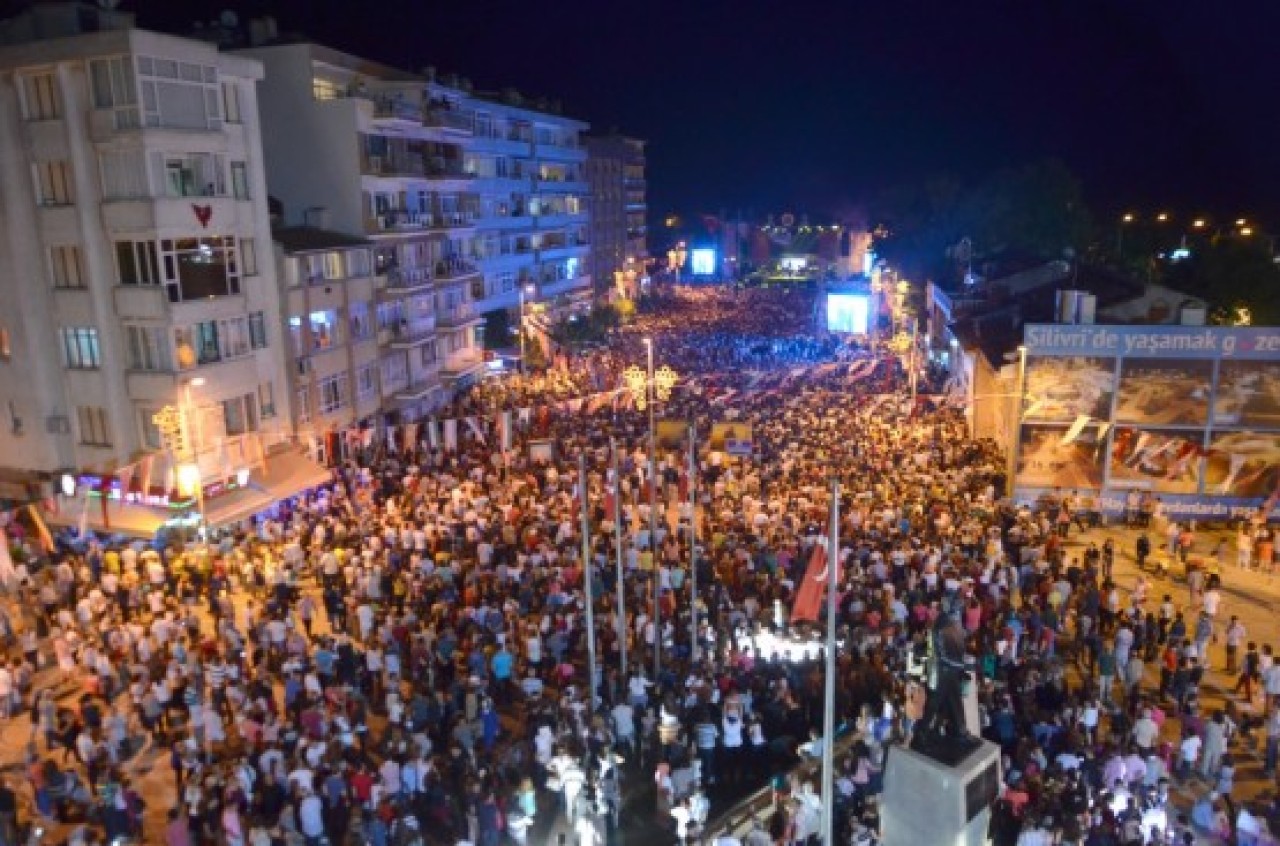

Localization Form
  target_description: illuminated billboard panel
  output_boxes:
[690,248,716,276]
[827,293,869,334]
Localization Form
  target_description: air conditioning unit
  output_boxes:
[45,415,70,435]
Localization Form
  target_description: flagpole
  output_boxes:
[580,453,599,709]
[687,420,699,664]
[611,438,627,680]
[646,338,661,682]
[820,478,840,846]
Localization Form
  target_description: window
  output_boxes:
[161,236,241,302]
[19,72,59,120]
[138,407,162,450]
[221,82,241,123]
[100,150,149,199]
[154,152,224,198]
[218,317,250,359]
[287,317,306,358]
[60,327,100,369]
[241,238,258,276]
[136,56,220,131]
[295,386,311,423]
[77,406,110,446]
[248,311,268,349]
[89,57,137,116]
[124,325,172,372]
[222,393,258,435]
[230,161,249,200]
[380,354,408,389]
[115,240,161,285]
[357,364,377,401]
[309,309,344,351]
[258,381,276,419]
[33,160,73,206]
[349,301,370,341]
[49,246,85,289]
[312,77,344,101]
[180,320,220,365]
[318,374,348,414]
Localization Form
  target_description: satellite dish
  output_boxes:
[220,9,239,28]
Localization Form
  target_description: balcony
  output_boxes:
[535,176,589,193]
[383,266,434,294]
[368,209,434,233]
[393,376,442,402]
[371,96,423,124]
[435,256,480,280]
[537,241,590,262]
[382,321,436,348]
[541,276,592,298]
[431,211,478,230]
[423,109,473,134]
[437,302,478,327]
[362,155,427,178]
[88,108,223,142]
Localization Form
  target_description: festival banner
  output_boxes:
[428,420,441,450]
[443,419,458,451]
[499,411,513,453]
[403,423,419,457]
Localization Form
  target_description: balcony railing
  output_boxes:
[374,210,434,231]
[362,155,427,177]
[425,161,475,180]
[383,321,435,346]
[394,377,440,400]
[372,97,423,122]
[385,266,433,291]
[423,109,474,133]
[431,211,478,228]
[435,257,479,279]
[437,303,477,326]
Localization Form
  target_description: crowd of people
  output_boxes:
[0,284,1275,846]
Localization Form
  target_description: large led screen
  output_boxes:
[827,293,870,334]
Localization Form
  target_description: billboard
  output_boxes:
[827,293,870,334]
[1014,324,1280,521]
[691,248,716,276]
[710,422,754,456]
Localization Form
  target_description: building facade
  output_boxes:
[237,42,591,414]
[0,3,295,513]
[585,134,646,299]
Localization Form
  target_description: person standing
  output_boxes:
[1225,617,1247,675]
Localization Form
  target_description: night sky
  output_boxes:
[124,0,1280,229]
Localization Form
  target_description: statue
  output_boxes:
[910,612,979,760]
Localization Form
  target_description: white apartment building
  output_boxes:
[0,3,322,533]
[237,40,591,415]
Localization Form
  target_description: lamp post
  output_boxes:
[1006,345,1027,497]
[1117,212,1135,256]
[610,438,627,679]
[623,338,678,680]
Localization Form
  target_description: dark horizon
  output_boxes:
[119,0,1280,232]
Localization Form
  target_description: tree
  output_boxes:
[870,159,1094,285]
[1163,238,1280,325]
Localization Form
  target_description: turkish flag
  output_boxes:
[791,542,840,623]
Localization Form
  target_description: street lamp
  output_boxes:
[181,377,206,529]
[518,282,536,373]
[1118,213,1136,255]
[622,337,678,680]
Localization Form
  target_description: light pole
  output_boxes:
[180,376,207,530]
[579,453,598,707]
[686,420,699,664]
[610,438,627,679]
[1006,345,1027,497]
[1117,212,1135,256]
[623,338,678,680]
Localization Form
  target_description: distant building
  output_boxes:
[235,40,591,408]
[584,134,646,299]
[0,2,320,529]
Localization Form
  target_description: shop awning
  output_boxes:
[203,448,332,528]
[46,447,332,538]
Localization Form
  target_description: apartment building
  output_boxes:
[0,2,323,531]
[585,134,647,300]
[238,39,591,405]
[274,226,384,446]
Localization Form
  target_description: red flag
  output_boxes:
[791,542,841,623]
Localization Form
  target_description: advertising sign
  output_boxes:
[709,422,754,457]
[1014,324,1280,521]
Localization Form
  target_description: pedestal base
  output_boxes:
[881,739,1001,846]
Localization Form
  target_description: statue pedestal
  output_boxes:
[881,739,1001,846]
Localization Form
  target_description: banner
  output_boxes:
[403,423,419,457]
[499,411,513,453]
[443,419,458,451]
[464,417,486,444]
[1061,415,1092,446]
[655,420,688,451]
[792,541,841,623]
[428,420,440,450]
[710,422,753,457]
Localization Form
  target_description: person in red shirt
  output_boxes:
[350,763,374,808]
